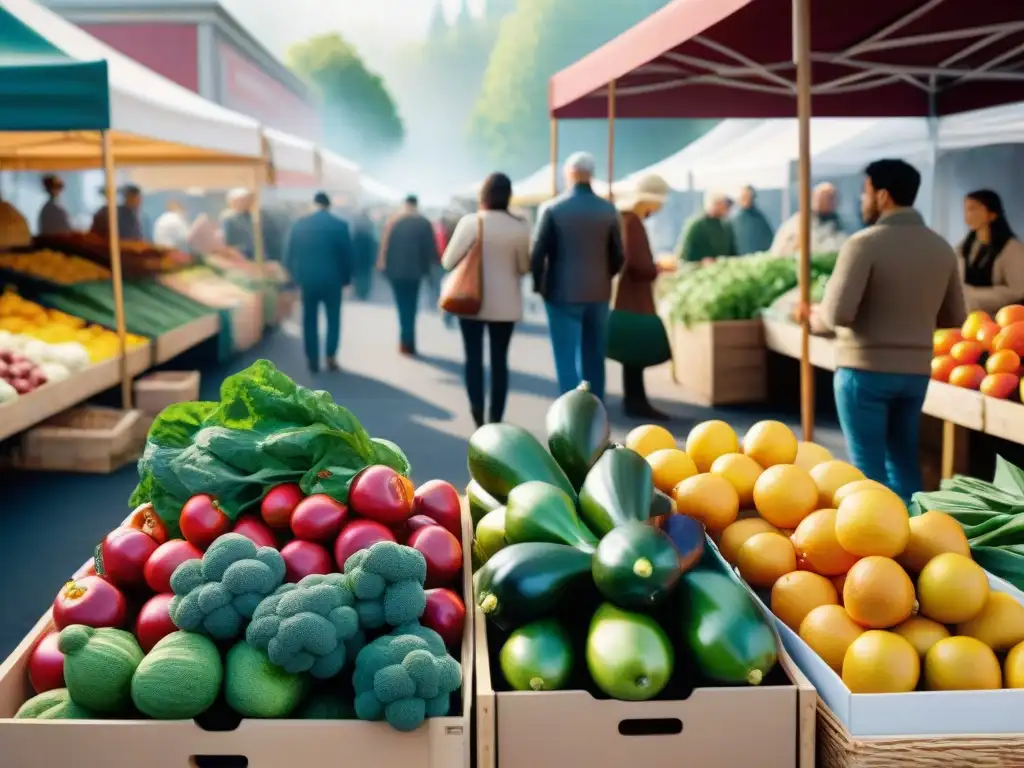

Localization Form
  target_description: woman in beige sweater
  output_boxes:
[442,173,531,426]
[959,190,1024,314]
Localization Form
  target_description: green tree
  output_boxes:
[288,34,405,167]
[468,0,714,179]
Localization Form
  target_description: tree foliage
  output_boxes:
[288,34,405,166]
[468,0,714,179]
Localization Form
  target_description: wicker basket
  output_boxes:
[817,699,1024,768]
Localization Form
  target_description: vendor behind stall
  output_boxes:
[674,190,737,263]
[38,174,73,235]
[222,188,256,258]
[958,189,1024,313]
[91,184,144,241]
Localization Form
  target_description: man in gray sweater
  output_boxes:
[530,152,625,400]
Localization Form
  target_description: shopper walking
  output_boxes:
[350,209,377,301]
[285,192,353,373]
[530,151,625,401]
[442,173,531,426]
[805,159,966,502]
[958,189,1024,313]
[610,174,674,420]
[731,185,775,255]
[38,175,73,235]
[378,194,439,355]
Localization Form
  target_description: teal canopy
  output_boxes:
[0,5,109,131]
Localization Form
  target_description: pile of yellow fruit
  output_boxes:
[0,290,146,362]
[626,420,1024,694]
[0,250,111,284]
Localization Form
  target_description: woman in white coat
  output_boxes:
[442,173,531,426]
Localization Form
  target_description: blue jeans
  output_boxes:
[545,301,610,400]
[833,367,930,504]
[389,278,420,349]
[301,283,342,366]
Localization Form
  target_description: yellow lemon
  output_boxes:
[835,489,910,558]
[924,636,1002,691]
[743,420,798,467]
[898,510,971,573]
[794,441,833,471]
[685,420,739,473]
[832,479,893,508]
[673,473,739,531]
[842,630,920,693]
[625,424,676,458]
[710,452,763,507]
[646,448,697,494]
[892,617,949,657]
[752,464,818,529]
[1006,641,1024,688]
[917,553,989,624]
[809,461,865,510]
[956,592,1024,652]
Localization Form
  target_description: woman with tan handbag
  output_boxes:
[441,173,531,427]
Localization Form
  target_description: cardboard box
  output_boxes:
[669,320,767,405]
[0,509,474,768]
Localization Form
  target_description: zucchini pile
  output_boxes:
[468,383,779,700]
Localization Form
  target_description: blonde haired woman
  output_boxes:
[608,174,674,420]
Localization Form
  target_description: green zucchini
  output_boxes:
[505,481,598,552]
[545,381,610,490]
[499,618,574,691]
[468,424,577,504]
[472,506,508,570]
[578,446,653,537]
[592,522,680,608]
[467,480,502,527]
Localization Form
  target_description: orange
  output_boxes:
[646,448,698,494]
[993,321,1024,356]
[835,489,910,558]
[961,310,992,341]
[736,532,797,588]
[976,321,1002,351]
[833,479,895,508]
[986,349,1021,375]
[843,556,916,629]
[897,510,971,573]
[892,616,950,656]
[625,424,676,458]
[924,636,1002,691]
[832,573,848,601]
[932,328,962,356]
[916,553,989,624]
[949,363,986,390]
[718,517,778,564]
[842,631,921,693]
[950,340,984,365]
[791,509,859,576]
[710,453,763,507]
[980,372,1018,399]
[685,420,739,473]
[809,460,865,509]
[800,604,864,671]
[752,464,819,528]
[930,355,958,382]
[742,420,798,467]
[672,473,739,531]
[996,304,1024,327]
[771,571,838,631]
[794,441,832,471]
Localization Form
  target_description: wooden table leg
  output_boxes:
[941,420,956,480]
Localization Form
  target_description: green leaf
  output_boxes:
[968,515,1024,548]
[971,546,1024,591]
[993,455,1024,499]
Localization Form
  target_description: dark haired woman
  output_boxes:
[959,189,1024,313]
[442,173,531,427]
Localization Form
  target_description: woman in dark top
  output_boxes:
[959,190,1024,313]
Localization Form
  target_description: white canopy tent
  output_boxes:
[264,128,317,182]
[319,149,360,196]
[360,176,402,203]
[512,163,609,205]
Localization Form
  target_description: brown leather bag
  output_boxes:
[439,214,483,316]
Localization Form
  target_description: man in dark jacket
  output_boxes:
[91,184,145,241]
[377,194,439,355]
[530,151,625,401]
[285,192,353,372]
[731,185,775,255]
[350,209,377,301]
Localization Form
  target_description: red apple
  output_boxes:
[291,494,347,543]
[347,465,414,525]
[144,539,202,594]
[408,526,463,588]
[232,515,278,549]
[52,575,127,630]
[28,632,65,694]
[333,520,396,571]
[179,494,231,550]
[100,527,159,589]
[422,588,466,648]
[135,594,178,652]
[126,503,169,544]
[413,480,463,540]
[261,483,304,530]
[281,540,333,583]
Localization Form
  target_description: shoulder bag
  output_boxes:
[439,214,484,316]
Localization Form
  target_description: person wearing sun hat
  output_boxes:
[608,173,675,420]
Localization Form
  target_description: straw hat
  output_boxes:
[616,173,671,210]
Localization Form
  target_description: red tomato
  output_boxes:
[412,480,463,540]
[281,540,333,583]
[28,632,65,694]
[421,588,466,648]
[144,539,202,594]
[333,520,396,571]
[52,575,127,630]
[408,526,463,588]
[179,495,231,550]
[261,483,304,530]
[100,528,159,589]
[232,515,278,549]
[291,495,347,543]
[135,594,177,652]
[126,503,169,544]
[348,465,414,524]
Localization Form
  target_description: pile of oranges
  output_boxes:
[932,304,1024,398]
[626,420,1024,694]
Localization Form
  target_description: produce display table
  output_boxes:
[0,344,151,443]
[153,315,220,365]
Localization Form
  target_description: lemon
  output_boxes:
[685,420,738,472]
[710,453,763,507]
[892,617,949,657]
[924,636,1002,691]
[1006,641,1024,688]
[842,630,920,693]
[752,464,818,529]
[673,473,739,531]
[800,604,864,672]
[809,461,865,510]
[897,511,971,573]
[625,424,676,458]
[794,441,832,471]
[956,592,1024,651]
[835,489,910,558]
[743,420,798,467]
[917,553,989,625]
[646,448,697,494]
[832,479,893,508]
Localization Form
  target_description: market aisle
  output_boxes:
[0,281,845,656]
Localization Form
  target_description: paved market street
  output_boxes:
[0,280,845,657]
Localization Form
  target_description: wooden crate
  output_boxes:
[134,370,200,415]
[669,319,767,405]
[15,407,143,473]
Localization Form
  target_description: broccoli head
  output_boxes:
[352,622,462,732]
[343,541,427,629]
[169,533,286,640]
[246,573,363,679]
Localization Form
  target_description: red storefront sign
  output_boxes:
[81,23,199,92]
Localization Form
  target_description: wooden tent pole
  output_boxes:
[550,119,559,197]
[101,131,131,409]
[795,0,814,442]
[607,79,616,201]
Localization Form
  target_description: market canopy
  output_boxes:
[511,163,610,205]
[264,128,318,188]
[548,0,1024,120]
[319,149,361,196]
[0,0,263,170]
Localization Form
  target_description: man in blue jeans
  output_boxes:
[805,159,967,502]
[530,152,625,400]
